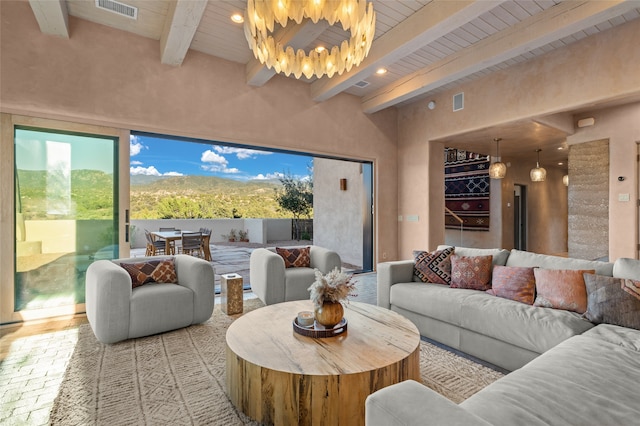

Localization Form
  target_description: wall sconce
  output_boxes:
[340,178,347,191]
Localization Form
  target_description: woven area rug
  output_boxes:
[50,299,503,425]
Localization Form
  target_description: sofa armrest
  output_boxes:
[174,254,215,324]
[86,260,132,344]
[250,248,286,305]
[376,260,415,309]
[310,245,341,273]
[365,380,491,426]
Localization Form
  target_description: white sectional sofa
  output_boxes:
[366,248,640,426]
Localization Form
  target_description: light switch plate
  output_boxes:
[619,193,630,202]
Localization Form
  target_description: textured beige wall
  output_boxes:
[398,19,639,260]
[568,140,609,260]
[567,103,640,261]
[0,1,398,264]
[313,158,364,267]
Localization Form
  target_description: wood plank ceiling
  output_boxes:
[27,0,640,163]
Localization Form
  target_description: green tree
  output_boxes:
[274,169,313,240]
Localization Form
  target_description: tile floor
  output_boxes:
[0,257,377,425]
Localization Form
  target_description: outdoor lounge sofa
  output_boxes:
[366,247,640,425]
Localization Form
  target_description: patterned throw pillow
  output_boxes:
[450,255,493,290]
[533,269,595,314]
[583,274,640,330]
[413,247,454,285]
[487,265,536,304]
[120,258,178,288]
[276,247,311,268]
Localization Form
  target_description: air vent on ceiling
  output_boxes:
[354,80,370,88]
[95,0,138,19]
[453,92,464,111]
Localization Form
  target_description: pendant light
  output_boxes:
[530,149,546,182]
[488,138,507,179]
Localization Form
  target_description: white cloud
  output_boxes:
[201,149,240,174]
[130,160,143,166]
[130,135,145,157]
[163,171,184,176]
[213,145,272,160]
[130,166,160,176]
[252,172,284,180]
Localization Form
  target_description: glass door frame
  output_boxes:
[1,114,130,325]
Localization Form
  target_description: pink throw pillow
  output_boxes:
[449,255,493,290]
[533,269,595,314]
[487,265,536,305]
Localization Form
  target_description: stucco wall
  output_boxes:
[0,1,398,266]
[313,158,364,268]
[398,19,640,261]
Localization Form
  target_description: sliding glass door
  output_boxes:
[14,127,119,313]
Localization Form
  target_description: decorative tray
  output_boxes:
[292,317,347,338]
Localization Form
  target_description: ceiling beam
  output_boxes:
[311,0,506,102]
[246,19,330,86]
[160,0,208,66]
[28,0,69,38]
[362,0,637,114]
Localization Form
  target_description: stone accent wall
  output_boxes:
[568,140,609,260]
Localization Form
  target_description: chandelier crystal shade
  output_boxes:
[244,0,376,79]
[530,149,547,182]
[488,138,506,179]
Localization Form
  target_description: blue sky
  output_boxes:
[130,134,312,181]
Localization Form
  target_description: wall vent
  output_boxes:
[354,80,370,88]
[453,92,464,111]
[95,0,138,19]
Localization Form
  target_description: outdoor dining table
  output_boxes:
[151,230,187,255]
[151,230,211,261]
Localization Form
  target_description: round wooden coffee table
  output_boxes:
[225,300,420,426]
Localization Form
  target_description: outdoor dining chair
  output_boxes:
[181,232,204,258]
[145,229,169,256]
[199,228,212,261]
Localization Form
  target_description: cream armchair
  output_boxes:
[249,246,342,305]
[85,254,215,344]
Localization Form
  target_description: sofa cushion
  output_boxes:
[487,265,536,305]
[582,323,640,352]
[613,257,640,279]
[506,249,613,276]
[284,267,316,301]
[450,255,493,290]
[129,283,193,339]
[120,258,177,288]
[583,274,640,330]
[390,282,477,326]
[533,269,594,314]
[437,246,510,267]
[413,247,454,285]
[460,327,640,426]
[276,246,311,268]
[460,292,594,354]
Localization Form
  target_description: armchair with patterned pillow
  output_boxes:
[85,254,215,344]
[249,245,342,305]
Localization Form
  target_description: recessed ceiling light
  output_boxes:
[375,68,387,75]
[231,13,244,23]
[558,162,564,166]
[557,146,564,150]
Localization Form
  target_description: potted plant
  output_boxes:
[222,229,238,242]
[308,268,356,328]
[238,229,249,242]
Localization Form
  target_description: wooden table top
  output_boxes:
[225,300,420,376]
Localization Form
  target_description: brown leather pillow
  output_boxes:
[533,269,595,314]
[487,265,536,305]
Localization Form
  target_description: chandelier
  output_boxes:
[530,149,547,182]
[488,138,507,179]
[244,0,376,79]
